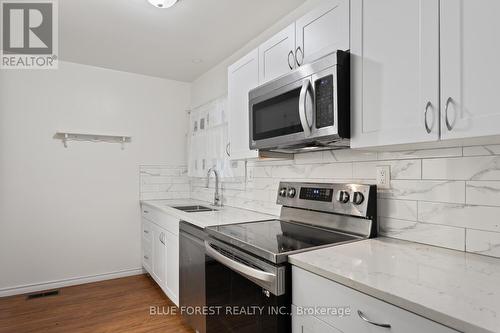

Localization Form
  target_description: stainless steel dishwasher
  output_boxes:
[179,221,207,333]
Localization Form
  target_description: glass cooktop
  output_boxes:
[206,220,359,263]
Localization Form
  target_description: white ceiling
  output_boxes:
[59,0,305,82]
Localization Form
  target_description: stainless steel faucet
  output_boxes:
[206,167,221,207]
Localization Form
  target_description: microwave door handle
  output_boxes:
[205,241,275,283]
[299,79,312,137]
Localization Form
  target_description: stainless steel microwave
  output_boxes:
[249,51,350,153]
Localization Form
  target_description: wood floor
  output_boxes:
[0,274,194,333]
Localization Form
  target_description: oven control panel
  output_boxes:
[276,182,376,218]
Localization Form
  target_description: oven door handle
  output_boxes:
[299,78,313,137]
[205,241,276,283]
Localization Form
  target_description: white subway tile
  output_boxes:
[423,156,500,180]
[380,180,465,203]
[141,184,160,193]
[379,218,465,251]
[294,152,324,164]
[467,230,500,258]
[323,149,378,162]
[466,181,500,206]
[378,199,417,221]
[159,183,190,193]
[418,202,500,232]
[271,163,352,179]
[378,147,462,160]
[251,166,272,178]
[463,145,500,157]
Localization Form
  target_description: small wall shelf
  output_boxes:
[54,132,131,149]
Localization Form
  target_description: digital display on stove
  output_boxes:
[299,187,333,202]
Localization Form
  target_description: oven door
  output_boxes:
[204,238,290,333]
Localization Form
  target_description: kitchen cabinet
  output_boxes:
[164,230,179,305]
[351,0,440,148]
[352,0,500,149]
[258,23,296,84]
[292,266,459,333]
[295,0,349,66]
[141,204,180,306]
[227,48,259,160]
[440,0,500,140]
[152,224,166,287]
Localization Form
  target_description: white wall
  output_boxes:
[0,61,190,294]
[190,0,325,108]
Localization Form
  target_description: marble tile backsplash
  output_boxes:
[140,165,190,200]
[190,145,500,259]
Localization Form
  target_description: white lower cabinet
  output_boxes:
[141,205,180,306]
[292,266,459,333]
[151,223,166,286]
[165,230,179,304]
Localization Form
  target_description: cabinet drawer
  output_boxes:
[141,204,179,235]
[292,267,459,333]
[142,219,152,242]
[142,239,152,273]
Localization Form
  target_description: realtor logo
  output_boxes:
[1,0,58,69]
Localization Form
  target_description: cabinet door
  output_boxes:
[152,225,166,286]
[165,230,179,306]
[259,23,296,84]
[441,0,500,140]
[295,0,349,66]
[228,49,259,160]
[351,0,440,148]
[292,306,343,333]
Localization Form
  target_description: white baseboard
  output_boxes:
[0,267,145,298]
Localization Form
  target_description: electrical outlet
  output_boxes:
[376,165,391,189]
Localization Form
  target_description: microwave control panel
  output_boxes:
[315,74,334,128]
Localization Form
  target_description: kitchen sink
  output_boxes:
[172,205,218,213]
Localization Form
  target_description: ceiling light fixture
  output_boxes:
[147,0,178,9]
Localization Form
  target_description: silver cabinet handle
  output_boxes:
[298,78,313,137]
[143,230,149,234]
[205,241,276,283]
[444,97,454,131]
[143,210,149,214]
[159,232,165,245]
[287,50,294,70]
[424,101,432,134]
[225,142,231,157]
[295,46,303,66]
[144,255,149,260]
[357,310,391,328]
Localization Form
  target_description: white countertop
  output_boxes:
[140,199,276,228]
[289,237,500,333]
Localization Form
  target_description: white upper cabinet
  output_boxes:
[258,24,296,84]
[228,49,260,160]
[295,0,349,66]
[440,0,500,140]
[351,0,440,148]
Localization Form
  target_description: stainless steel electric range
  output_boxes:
[180,181,377,333]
